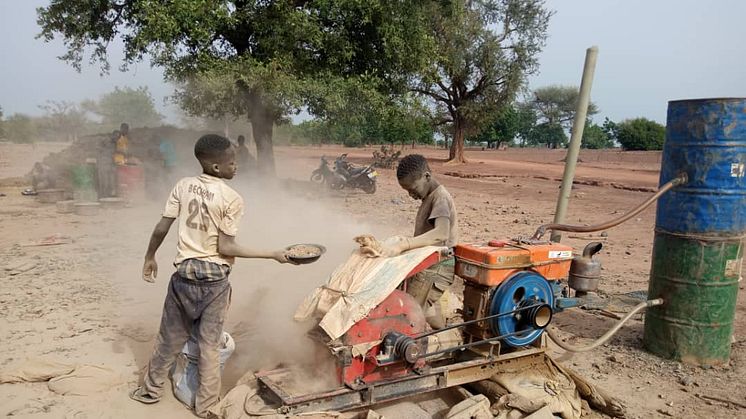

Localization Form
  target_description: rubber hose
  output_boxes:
[531,174,687,240]
[547,298,664,353]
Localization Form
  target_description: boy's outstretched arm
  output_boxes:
[142,217,176,283]
[218,231,293,264]
[381,217,450,257]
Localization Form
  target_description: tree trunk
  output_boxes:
[448,117,467,163]
[250,106,276,176]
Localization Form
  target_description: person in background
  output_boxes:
[159,137,178,184]
[31,162,55,192]
[143,135,165,199]
[96,132,118,197]
[235,135,255,175]
[114,123,130,166]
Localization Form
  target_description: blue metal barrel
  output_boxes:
[656,98,746,235]
[644,98,746,365]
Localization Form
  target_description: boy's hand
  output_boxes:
[273,250,297,264]
[142,258,158,283]
[380,236,408,257]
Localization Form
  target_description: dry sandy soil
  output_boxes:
[0,142,743,418]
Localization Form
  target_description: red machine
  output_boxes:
[257,239,584,414]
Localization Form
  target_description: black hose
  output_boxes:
[532,174,687,240]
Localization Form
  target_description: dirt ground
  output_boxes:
[0,142,743,418]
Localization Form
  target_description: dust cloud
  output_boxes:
[102,140,386,394]
[223,178,382,389]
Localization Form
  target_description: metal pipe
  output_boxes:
[533,174,687,240]
[551,46,599,243]
[547,298,664,352]
[420,331,523,359]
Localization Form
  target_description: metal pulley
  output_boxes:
[489,271,554,348]
[569,242,603,296]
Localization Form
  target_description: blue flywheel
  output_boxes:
[489,271,554,348]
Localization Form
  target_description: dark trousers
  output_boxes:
[142,273,231,416]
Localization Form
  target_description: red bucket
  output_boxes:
[117,165,145,202]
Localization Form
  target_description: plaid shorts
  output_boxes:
[176,258,231,282]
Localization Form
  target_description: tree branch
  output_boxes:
[411,87,451,104]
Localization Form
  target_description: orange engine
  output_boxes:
[454,239,573,286]
[454,239,574,346]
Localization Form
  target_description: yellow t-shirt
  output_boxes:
[114,135,129,165]
[163,174,244,266]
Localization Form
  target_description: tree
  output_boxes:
[470,105,520,149]
[291,96,434,148]
[531,122,566,149]
[82,86,162,128]
[411,0,551,163]
[4,114,37,144]
[38,1,433,175]
[514,103,538,147]
[615,117,665,151]
[38,100,89,141]
[0,106,4,138]
[531,85,598,132]
[581,121,614,149]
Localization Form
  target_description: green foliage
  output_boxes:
[471,105,520,148]
[82,86,162,128]
[601,117,619,141]
[293,96,434,147]
[581,122,614,149]
[514,104,538,147]
[413,0,552,161]
[531,85,598,129]
[37,0,435,174]
[531,122,566,149]
[615,117,665,150]
[4,113,37,144]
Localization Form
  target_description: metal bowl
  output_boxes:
[285,243,326,265]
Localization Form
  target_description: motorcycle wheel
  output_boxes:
[362,181,377,194]
[310,171,324,183]
[329,179,346,190]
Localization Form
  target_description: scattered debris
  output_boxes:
[20,234,73,247]
[695,393,746,409]
[372,145,401,169]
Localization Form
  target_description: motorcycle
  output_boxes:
[333,154,378,194]
[310,156,345,189]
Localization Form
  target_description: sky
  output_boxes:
[1,0,745,125]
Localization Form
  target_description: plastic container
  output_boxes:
[116,165,145,202]
[171,331,235,408]
[37,189,67,204]
[56,200,75,214]
[74,202,101,216]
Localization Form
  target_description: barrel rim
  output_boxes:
[669,97,746,104]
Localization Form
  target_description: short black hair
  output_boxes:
[237,135,245,145]
[194,134,232,161]
[397,154,430,180]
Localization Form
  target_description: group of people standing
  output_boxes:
[96,123,180,200]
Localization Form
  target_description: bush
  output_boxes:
[372,145,401,168]
[616,118,665,151]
